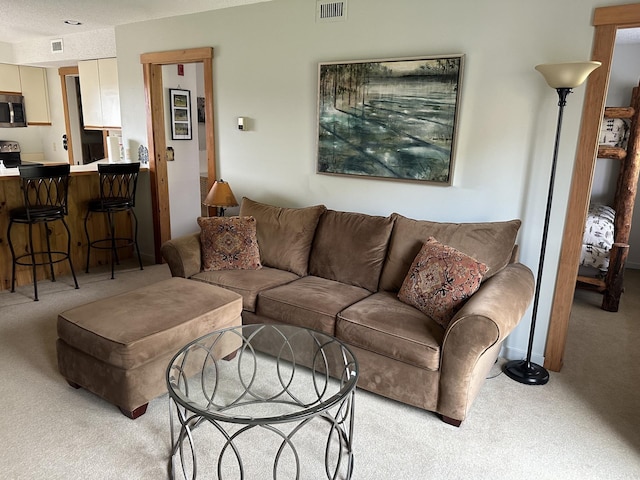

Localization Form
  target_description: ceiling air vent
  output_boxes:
[317,1,347,22]
[51,39,63,54]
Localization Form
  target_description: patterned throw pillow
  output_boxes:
[398,237,488,328]
[197,216,262,271]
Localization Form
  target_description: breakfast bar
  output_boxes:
[0,161,148,293]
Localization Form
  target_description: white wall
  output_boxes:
[0,41,13,63]
[162,63,203,237]
[114,0,623,364]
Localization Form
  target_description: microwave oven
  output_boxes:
[0,94,27,127]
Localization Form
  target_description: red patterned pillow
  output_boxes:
[398,237,488,328]
[198,216,262,271]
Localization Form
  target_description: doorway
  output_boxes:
[140,47,216,263]
[545,3,640,371]
[58,67,107,165]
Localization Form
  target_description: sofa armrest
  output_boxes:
[160,232,202,278]
[437,262,534,423]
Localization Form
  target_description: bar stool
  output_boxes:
[84,163,143,279]
[7,164,79,301]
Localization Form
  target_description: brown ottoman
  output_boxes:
[56,277,242,419]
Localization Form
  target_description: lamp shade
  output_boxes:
[535,61,601,89]
[203,179,238,207]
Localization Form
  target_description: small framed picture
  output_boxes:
[170,89,192,140]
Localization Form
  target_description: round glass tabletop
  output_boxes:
[166,323,359,425]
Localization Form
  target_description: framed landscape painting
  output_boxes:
[316,54,464,185]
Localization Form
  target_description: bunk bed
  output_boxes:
[576,80,640,312]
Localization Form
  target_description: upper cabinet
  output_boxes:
[19,66,51,125]
[0,64,22,93]
[0,63,51,125]
[78,58,121,130]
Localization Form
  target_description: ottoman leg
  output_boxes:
[223,349,238,361]
[119,404,148,420]
[66,380,82,389]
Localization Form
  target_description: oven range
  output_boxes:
[0,140,43,168]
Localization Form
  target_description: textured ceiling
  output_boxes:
[0,0,271,44]
[1,2,639,47]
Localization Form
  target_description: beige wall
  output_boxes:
[111,0,620,363]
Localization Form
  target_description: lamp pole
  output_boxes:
[503,61,600,386]
[504,87,570,385]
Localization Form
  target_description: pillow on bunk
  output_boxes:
[580,244,610,271]
[583,203,615,250]
[599,118,630,148]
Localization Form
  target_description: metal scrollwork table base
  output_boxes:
[166,324,359,480]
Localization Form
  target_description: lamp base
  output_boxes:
[503,359,549,385]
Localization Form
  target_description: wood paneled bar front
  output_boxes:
[0,162,148,293]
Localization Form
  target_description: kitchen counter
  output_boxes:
[0,160,149,179]
[0,161,148,293]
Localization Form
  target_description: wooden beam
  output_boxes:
[58,66,78,165]
[203,56,217,188]
[604,106,634,119]
[593,3,640,26]
[598,145,626,160]
[143,62,170,263]
[140,47,213,66]
[544,23,616,372]
[140,47,215,262]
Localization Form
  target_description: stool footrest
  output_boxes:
[14,251,72,267]
[89,238,137,250]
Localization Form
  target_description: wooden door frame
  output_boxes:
[545,4,640,371]
[140,47,216,263]
[58,66,78,165]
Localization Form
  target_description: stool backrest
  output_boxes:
[97,163,140,208]
[18,164,71,219]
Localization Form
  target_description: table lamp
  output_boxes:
[203,179,238,216]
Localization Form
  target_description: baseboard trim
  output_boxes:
[500,345,544,366]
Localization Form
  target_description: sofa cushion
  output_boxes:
[309,210,394,292]
[197,216,261,271]
[337,291,444,371]
[256,275,372,335]
[191,267,299,313]
[239,197,326,276]
[398,237,488,328]
[379,213,520,292]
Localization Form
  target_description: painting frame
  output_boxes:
[316,54,464,185]
[170,88,192,140]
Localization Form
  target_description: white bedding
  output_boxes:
[599,118,630,148]
[580,203,615,271]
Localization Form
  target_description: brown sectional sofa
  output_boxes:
[161,197,535,426]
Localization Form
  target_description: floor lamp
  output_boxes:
[504,61,601,385]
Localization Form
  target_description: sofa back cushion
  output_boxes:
[379,213,521,292]
[239,197,326,276]
[309,210,394,292]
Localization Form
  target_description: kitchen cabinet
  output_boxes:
[0,63,51,125]
[0,64,22,93]
[78,58,121,130]
[19,66,51,125]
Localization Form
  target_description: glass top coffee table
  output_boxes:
[166,323,359,480]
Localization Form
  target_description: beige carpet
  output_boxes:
[1,262,639,479]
